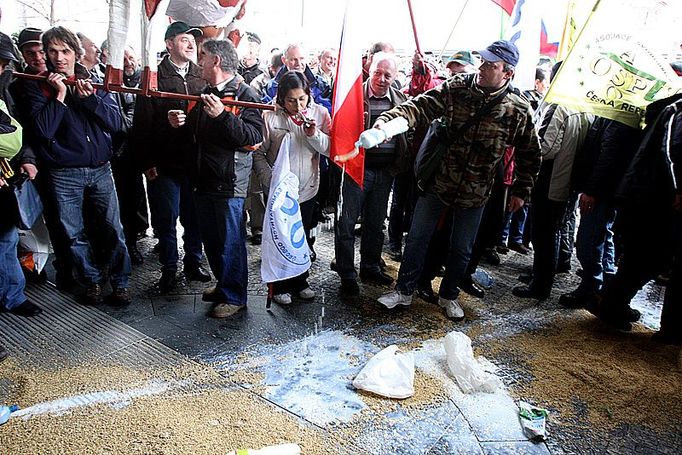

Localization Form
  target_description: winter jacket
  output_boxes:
[262,66,332,113]
[253,102,331,203]
[363,82,411,176]
[571,117,642,201]
[535,102,593,201]
[185,76,264,198]
[249,71,272,99]
[132,56,207,175]
[19,63,122,169]
[238,60,264,85]
[618,94,682,206]
[376,73,541,209]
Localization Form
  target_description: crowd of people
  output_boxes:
[0,16,680,363]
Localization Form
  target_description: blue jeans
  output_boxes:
[396,193,484,300]
[194,195,247,306]
[49,163,131,288]
[502,205,527,245]
[147,174,203,272]
[575,200,617,295]
[0,226,26,310]
[334,168,393,280]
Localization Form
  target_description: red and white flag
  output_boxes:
[330,0,365,188]
[491,0,517,15]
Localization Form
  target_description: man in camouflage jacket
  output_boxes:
[377,40,541,321]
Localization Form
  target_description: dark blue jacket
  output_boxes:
[19,63,122,169]
[262,65,332,113]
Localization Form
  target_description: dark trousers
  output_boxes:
[111,153,149,245]
[147,174,203,272]
[466,176,507,277]
[558,191,579,270]
[388,171,416,251]
[34,170,74,282]
[601,205,680,332]
[334,168,393,280]
[194,195,247,306]
[417,208,452,289]
[529,161,568,293]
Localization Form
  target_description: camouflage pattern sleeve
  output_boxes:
[375,78,451,130]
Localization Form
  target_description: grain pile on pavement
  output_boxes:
[480,311,682,432]
[0,360,346,454]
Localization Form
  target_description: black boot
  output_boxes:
[460,276,485,298]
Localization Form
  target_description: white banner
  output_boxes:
[507,0,542,91]
[260,134,311,284]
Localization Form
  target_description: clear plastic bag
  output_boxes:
[444,331,502,394]
[352,345,415,399]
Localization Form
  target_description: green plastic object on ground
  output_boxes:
[519,401,549,441]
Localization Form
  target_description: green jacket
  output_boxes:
[0,99,22,160]
[377,73,541,208]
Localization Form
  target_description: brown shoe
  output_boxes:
[85,283,103,305]
[202,287,222,303]
[210,303,244,318]
[112,287,131,306]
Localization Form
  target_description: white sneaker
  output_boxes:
[297,287,316,300]
[378,290,412,309]
[438,297,464,320]
[273,293,292,305]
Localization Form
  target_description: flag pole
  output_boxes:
[11,72,276,111]
[406,0,421,54]
[438,0,472,62]
[266,283,273,310]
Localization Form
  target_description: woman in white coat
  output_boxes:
[253,71,332,305]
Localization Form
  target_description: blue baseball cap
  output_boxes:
[478,40,519,67]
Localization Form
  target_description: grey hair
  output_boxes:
[503,63,515,73]
[369,51,398,74]
[202,39,239,74]
[284,43,304,59]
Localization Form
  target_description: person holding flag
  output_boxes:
[334,52,411,297]
[253,71,331,305]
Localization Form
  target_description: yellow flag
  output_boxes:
[545,0,682,128]
[556,0,593,61]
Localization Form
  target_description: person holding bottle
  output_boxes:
[253,71,331,305]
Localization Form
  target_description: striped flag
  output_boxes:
[330,0,365,188]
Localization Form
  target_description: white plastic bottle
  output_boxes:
[356,117,409,149]
[227,443,301,455]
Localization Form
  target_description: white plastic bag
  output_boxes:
[18,217,51,274]
[444,331,502,394]
[352,345,415,399]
